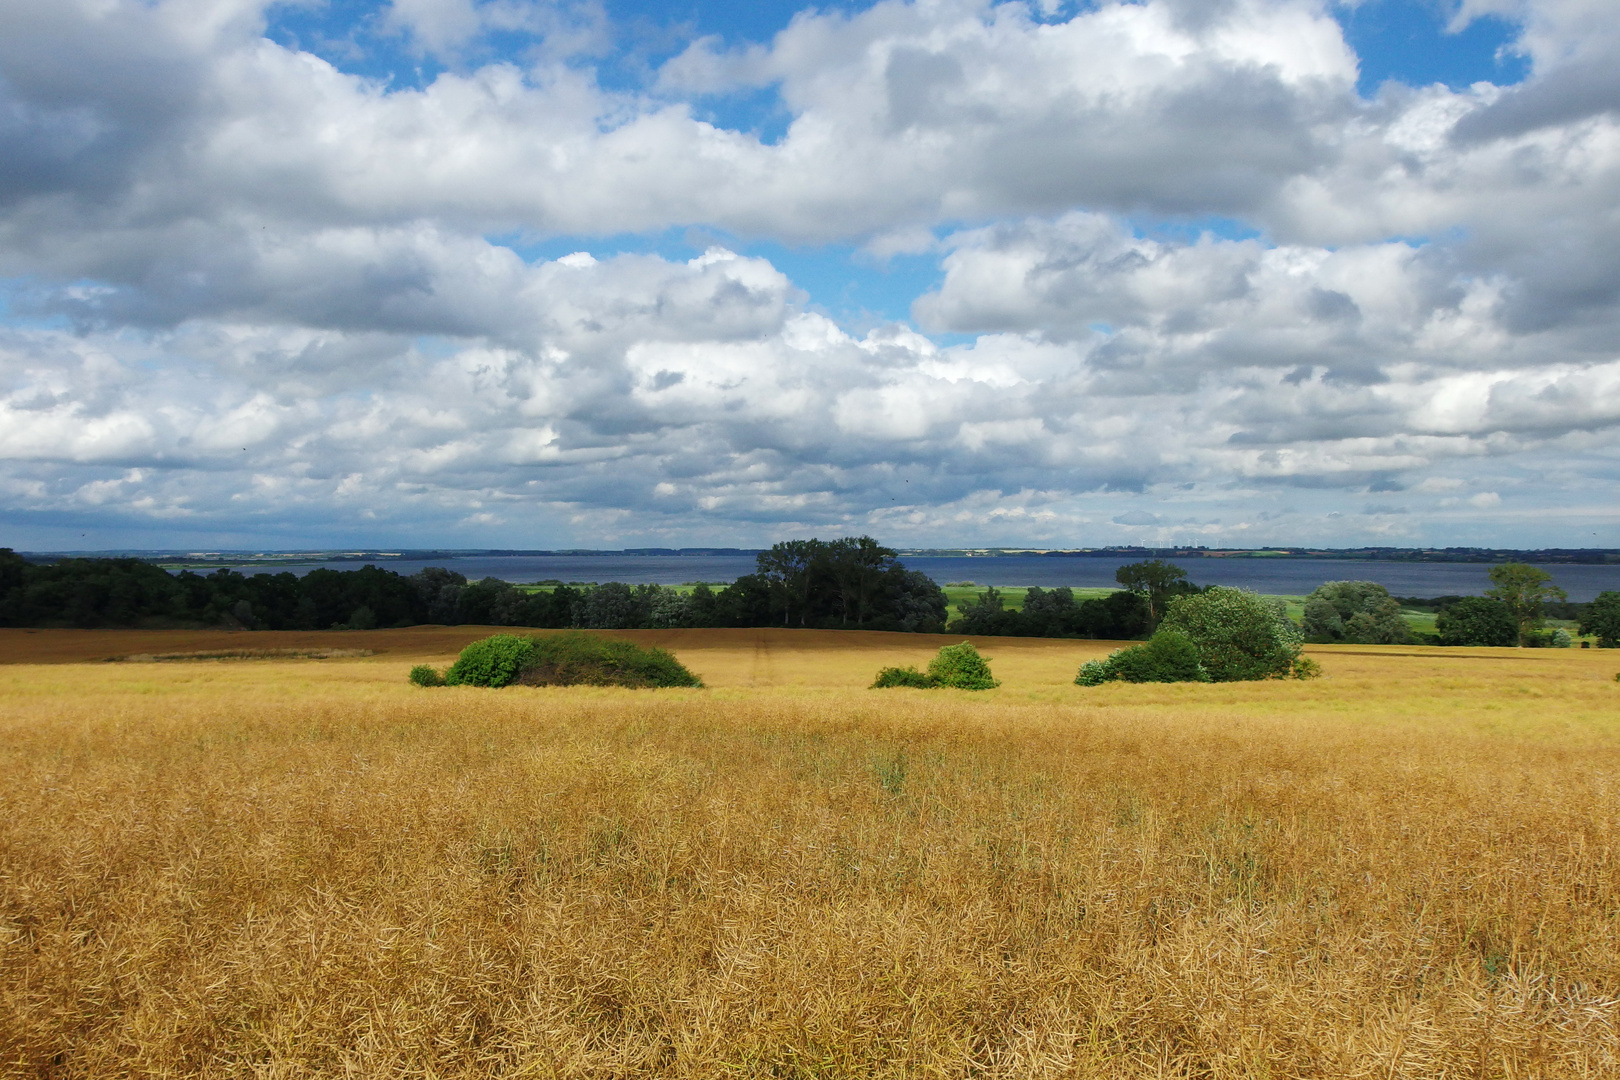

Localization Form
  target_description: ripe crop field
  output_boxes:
[2,629,1618,1077]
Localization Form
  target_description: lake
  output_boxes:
[196,554,1620,601]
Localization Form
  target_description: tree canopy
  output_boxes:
[1435,597,1519,647]
[1301,581,1412,644]
[1485,563,1567,646]
[749,536,947,631]
[1157,586,1304,682]
[1579,591,1620,648]
[1113,559,1197,624]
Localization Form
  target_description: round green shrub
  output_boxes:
[444,634,538,688]
[432,632,703,689]
[926,641,999,690]
[408,664,445,687]
[1159,587,1303,682]
[516,632,702,688]
[1075,657,1115,687]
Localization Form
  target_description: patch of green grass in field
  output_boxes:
[1402,608,1439,635]
[940,584,1120,612]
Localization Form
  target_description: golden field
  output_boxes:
[2,627,1618,1078]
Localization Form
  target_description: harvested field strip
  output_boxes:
[1,645,1618,1076]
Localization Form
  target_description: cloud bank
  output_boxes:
[1,0,1617,547]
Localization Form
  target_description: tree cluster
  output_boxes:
[1434,597,1520,647]
[1301,581,1413,644]
[5,547,1607,648]
[0,538,946,633]
[746,537,947,631]
[0,550,442,630]
[948,560,1200,639]
[1579,592,1620,648]
[1078,587,1313,685]
[949,586,1152,638]
[1429,564,1572,647]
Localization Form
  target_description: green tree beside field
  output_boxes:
[1114,559,1197,624]
[1301,581,1413,644]
[1435,597,1519,647]
[1078,586,1311,685]
[1485,563,1567,646]
[1579,591,1620,648]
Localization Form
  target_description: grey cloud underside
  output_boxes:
[1,0,1619,546]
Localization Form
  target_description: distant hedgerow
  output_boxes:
[418,632,702,689]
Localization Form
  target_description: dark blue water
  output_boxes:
[197,554,1620,601]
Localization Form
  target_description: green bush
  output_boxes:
[1075,657,1114,687]
[408,664,445,687]
[1435,597,1518,646]
[1076,628,1209,686]
[1301,581,1412,644]
[1158,587,1304,682]
[1579,591,1620,648]
[870,665,934,688]
[444,633,537,687]
[516,632,702,688]
[926,641,999,690]
[430,632,703,688]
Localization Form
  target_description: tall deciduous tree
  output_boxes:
[1114,559,1193,624]
[1579,591,1620,648]
[755,539,822,627]
[1485,563,1567,646]
[1435,597,1519,647]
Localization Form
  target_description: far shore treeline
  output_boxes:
[2,541,1616,646]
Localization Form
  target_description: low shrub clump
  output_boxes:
[445,633,537,688]
[873,642,998,689]
[408,664,445,687]
[870,665,934,688]
[1076,628,1208,686]
[413,632,701,689]
[515,633,702,688]
[1078,588,1319,686]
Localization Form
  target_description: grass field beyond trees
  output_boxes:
[2,628,1618,1077]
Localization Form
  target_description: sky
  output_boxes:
[1,0,1618,552]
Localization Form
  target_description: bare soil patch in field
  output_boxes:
[2,633,1618,1076]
